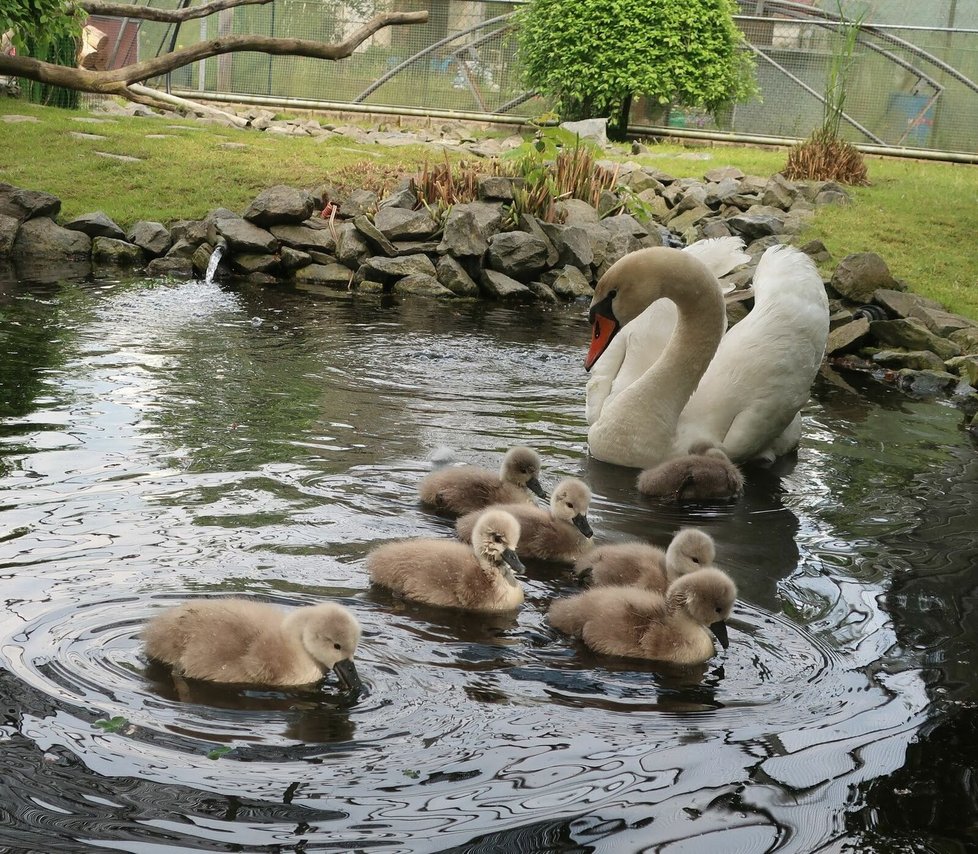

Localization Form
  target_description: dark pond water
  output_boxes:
[1,271,977,853]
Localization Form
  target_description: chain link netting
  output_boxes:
[96,0,977,155]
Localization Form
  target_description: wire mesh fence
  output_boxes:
[99,0,978,155]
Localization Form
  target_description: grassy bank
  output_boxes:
[3,99,976,319]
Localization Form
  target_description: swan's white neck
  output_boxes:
[587,249,725,468]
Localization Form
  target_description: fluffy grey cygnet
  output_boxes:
[455,477,593,564]
[367,509,526,612]
[142,599,362,689]
[549,567,737,665]
[636,443,744,502]
[418,445,547,516]
[573,527,715,591]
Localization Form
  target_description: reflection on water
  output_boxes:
[1,274,977,851]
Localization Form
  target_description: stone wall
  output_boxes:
[2,168,977,434]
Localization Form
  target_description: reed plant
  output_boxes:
[784,5,869,185]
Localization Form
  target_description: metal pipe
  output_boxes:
[171,89,539,126]
[627,124,978,164]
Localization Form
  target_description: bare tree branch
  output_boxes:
[0,10,429,92]
[78,0,274,24]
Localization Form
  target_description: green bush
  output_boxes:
[515,0,757,138]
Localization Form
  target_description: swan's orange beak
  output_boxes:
[585,315,618,371]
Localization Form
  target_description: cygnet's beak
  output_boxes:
[501,547,525,581]
[527,476,547,500]
[332,658,362,693]
[709,620,730,650]
[572,513,593,538]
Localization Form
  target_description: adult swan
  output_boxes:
[584,243,829,469]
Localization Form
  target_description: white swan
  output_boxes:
[585,243,829,468]
[585,237,749,424]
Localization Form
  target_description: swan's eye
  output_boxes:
[715,607,722,614]
[333,642,342,651]
[492,534,503,543]
[691,557,700,564]
[609,289,618,299]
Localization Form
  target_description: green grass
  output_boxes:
[3,100,977,319]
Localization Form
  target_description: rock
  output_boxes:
[355,281,385,294]
[548,265,593,300]
[744,235,782,263]
[278,245,311,272]
[595,231,644,279]
[872,288,941,318]
[293,262,353,288]
[191,242,215,276]
[342,189,379,218]
[700,219,733,239]
[826,317,870,354]
[895,368,959,397]
[636,191,670,221]
[557,198,601,225]
[393,273,456,298]
[229,252,280,275]
[559,117,608,145]
[665,186,708,220]
[164,238,197,260]
[215,218,278,254]
[727,205,786,240]
[353,214,398,257]
[602,214,649,238]
[243,185,315,226]
[704,166,745,182]
[436,255,480,297]
[872,349,947,372]
[64,211,125,240]
[946,355,978,388]
[870,317,961,360]
[760,174,797,210]
[270,220,338,253]
[439,202,502,255]
[372,206,439,240]
[518,215,559,267]
[480,268,534,300]
[527,281,560,302]
[799,239,832,263]
[705,177,741,208]
[478,176,520,201]
[486,231,550,281]
[146,256,193,278]
[378,185,417,210]
[336,223,370,268]
[0,183,60,222]
[0,213,18,255]
[949,327,978,355]
[127,221,172,257]
[91,236,143,265]
[356,253,436,286]
[831,253,899,303]
[12,217,91,261]
[626,171,664,195]
[168,219,207,247]
[815,186,851,206]
[667,206,712,232]
[541,223,594,271]
[909,306,976,338]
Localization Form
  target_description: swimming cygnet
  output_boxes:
[636,443,744,502]
[142,599,362,690]
[418,445,547,517]
[367,509,525,612]
[455,477,594,563]
[573,527,716,591]
[548,567,737,665]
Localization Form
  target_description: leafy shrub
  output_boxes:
[515,0,757,139]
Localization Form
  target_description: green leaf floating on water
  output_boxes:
[93,716,128,733]
[207,746,233,760]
